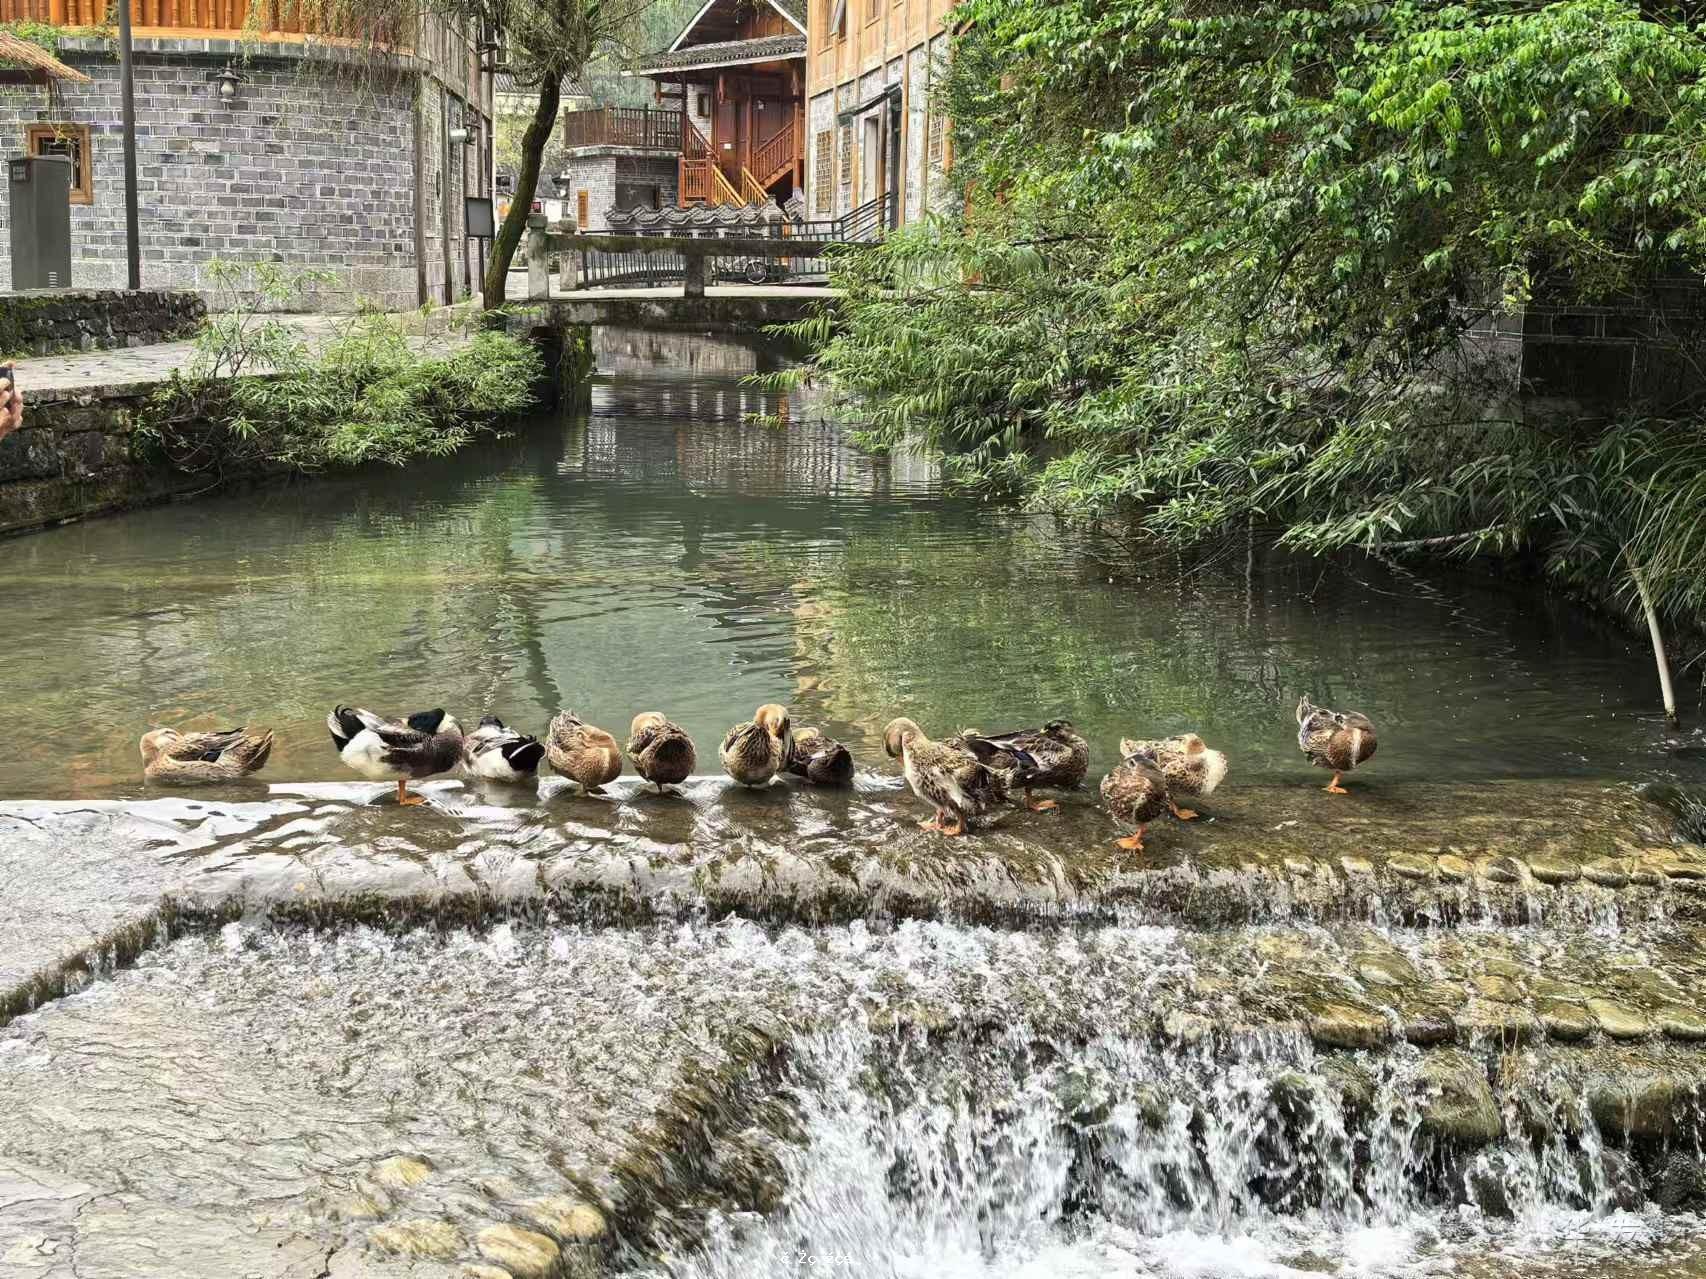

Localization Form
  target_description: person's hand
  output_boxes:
[0,376,21,441]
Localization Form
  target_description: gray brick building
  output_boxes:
[1,25,494,311]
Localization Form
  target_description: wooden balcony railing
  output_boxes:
[562,106,686,151]
[1,0,399,40]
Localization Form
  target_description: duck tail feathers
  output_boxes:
[503,737,546,774]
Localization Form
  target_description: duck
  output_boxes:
[1100,744,1171,851]
[140,726,274,784]
[327,706,463,806]
[627,712,697,792]
[884,717,1011,837]
[720,703,792,788]
[547,711,624,795]
[460,716,545,784]
[952,720,1090,811]
[786,725,855,786]
[1296,696,1378,794]
[1118,732,1227,820]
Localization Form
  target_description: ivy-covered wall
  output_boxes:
[0,288,205,357]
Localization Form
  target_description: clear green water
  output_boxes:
[0,331,1700,799]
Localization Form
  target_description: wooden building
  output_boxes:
[557,0,805,226]
[805,0,955,228]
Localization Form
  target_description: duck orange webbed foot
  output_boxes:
[939,816,968,838]
[1168,799,1199,821]
[918,813,944,831]
[1324,772,1350,795]
[1114,832,1146,852]
[396,781,427,807]
[1027,796,1059,813]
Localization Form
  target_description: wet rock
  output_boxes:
[1482,957,1528,981]
[464,1268,513,1279]
[1457,999,1541,1045]
[1436,854,1472,882]
[1306,1001,1391,1050]
[1354,952,1417,988]
[1656,1005,1706,1042]
[1472,974,1523,1003]
[1533,978,1592,1002]
[1538,1000,1593,1042]
[1590,1076,1689,1141]
[1283,856,1316,878]
[1527,855,1580,885]
[1400,1004,1457,1046]
[369,1219,464,1259]
[1162,1010,1214,1044]
[1456,1157,1516,1219]
[1319,1058,1375,1122]
[1587,998,1651,1040]
[523,1197,606,1243]
[1388,854,1433,881]
[476,1225,561,1277]
[1479,856,1526,884]
[1269,1072,1317,1125]
[1652,1152,1706,1213]
[1417,1051,1502,1146]
[1256,934,1311,964]
[372,1155,435,1192]
[1597,1148,1648,1211]
[1415,980,1469,1010]
[328,1188,392,1221]
[1338,856,1374,877]
[1583,858,1632,888]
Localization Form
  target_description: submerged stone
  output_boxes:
[1457,999,1541,1045]
[1587,998,1651,1040]
[1538,1000,1593,1042]
[1354,952,1417,988]
[1590,1076,1689,1141]
[1656,1005,1706,1042]
[1583,857,1633,888]
[1653,1152,1706,1214]
[477,1225,561,1277]
[1479,856,1526,884]
[1436,854,1472,882]
[1306,1001,1391,1050]
[1388,854,1433,881]
[369,1219,464,1259]
[523,1196,607,1242]
[372,1155,435,1192]
[1400,1004,1457,1046]
[1527,855,1580,885]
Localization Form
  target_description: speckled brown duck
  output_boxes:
[720,703,792,788]
[547,711,623,795]
[1297,696,1378,794]
[627,712,697,793]
[1119,732,1227,819]
[953,720,1090,811]
[140,726,274,785]
[787,725,855,787]
[1100,745,1171,852]
[884,717,1011,837]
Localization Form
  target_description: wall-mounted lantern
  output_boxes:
[449,104,476,147]
[208,62,245,103]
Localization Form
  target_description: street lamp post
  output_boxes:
[116,0,141,289]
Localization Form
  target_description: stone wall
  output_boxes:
[0,288,205,356]
[0,382,271,534]
[557,148,679,231]
[0,36,489,313]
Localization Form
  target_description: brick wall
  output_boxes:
[0,36,487,313]
[558,148,678,231]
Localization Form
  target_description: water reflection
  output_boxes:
[0,329,1698,799]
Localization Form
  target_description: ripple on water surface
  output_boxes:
[0,336,1701,797]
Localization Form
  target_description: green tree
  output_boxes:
[793,0,1706,723]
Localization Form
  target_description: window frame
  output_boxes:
[26,122,92,205]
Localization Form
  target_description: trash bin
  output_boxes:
[8,154,73,290]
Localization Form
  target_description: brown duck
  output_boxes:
[547,711,623,795]
[627,712,697,792]
[1100,745,1171,852]
[141,726,274,784]
[1296,696,1377,794]
[884,717,1011,837]
[952,720,1089,811]
[787,725,855,786]
[720,703,792,788]
[1119,732,1227,820]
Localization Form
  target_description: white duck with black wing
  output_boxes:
[460,715,546,784]
[328,704,464,806]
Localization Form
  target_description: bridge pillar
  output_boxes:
[683,253,707,299]
[526,212,550,301]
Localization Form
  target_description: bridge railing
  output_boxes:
[524,219,849,300]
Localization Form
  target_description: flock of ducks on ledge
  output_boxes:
[138,697,1379,851]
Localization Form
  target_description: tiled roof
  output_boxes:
[631,34,806,74]
[493,71,588,98]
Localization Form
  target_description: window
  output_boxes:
[696,93,711,119]
[830,0,847,39]
[838,123,853,185]
[866,0,880,21]
[26,123,92,205]
[813,129,833,214]
[928,112,947,171]
[576,189,589,228]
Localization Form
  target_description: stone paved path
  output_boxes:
[16,314,471,396]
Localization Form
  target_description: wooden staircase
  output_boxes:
[679,115,800,209]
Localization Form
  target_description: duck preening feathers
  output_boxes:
[787,725,855,787]
[1119,732,1227,820]
[720,703,792,788]
[547,712,624,795]
[884,717,1011,837]
[1296,697,1378,794]
[627,712,697,792]
[327,705,463,806]
[952,720,1089,811]
[1100,744,1171,852]
[140,726,274,784]
[460,716,545,783]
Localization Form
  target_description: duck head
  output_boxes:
[1044,718,1077,737]
[631,711,668,738]
[139,728,180,765]
[884,718,922,758]
[755,704,791,740]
